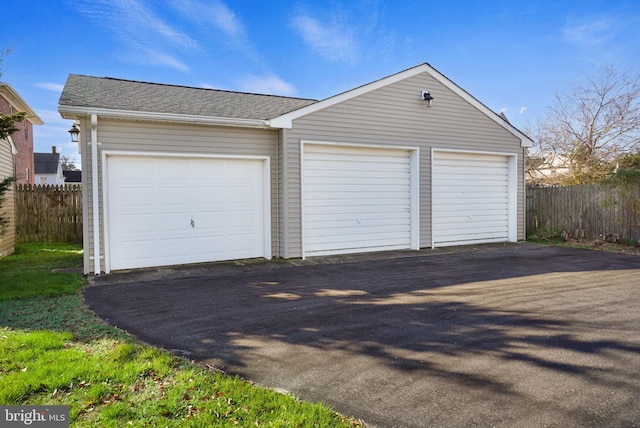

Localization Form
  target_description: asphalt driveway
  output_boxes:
[85,244,640,427]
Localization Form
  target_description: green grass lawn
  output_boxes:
[0,243,362,427]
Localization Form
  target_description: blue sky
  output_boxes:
[2,0,639,164]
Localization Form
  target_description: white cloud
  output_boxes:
[519,106,527,115]
[36,109,65,123]
[563,16,614,47]
[500,107,508,113]
[237,74,296,97]
[72,0,200,70]
[143,49,190,72]
[166,0,244,38]
[114,45,190,72]
[35,82,64,92]
[290,12,357,65]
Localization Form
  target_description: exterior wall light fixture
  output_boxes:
[421,91,434,108]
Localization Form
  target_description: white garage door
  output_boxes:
[106,156,267,271]
[432,151,512,247]
[302,144,415,257]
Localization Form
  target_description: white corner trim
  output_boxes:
[5,135,17,155]
[90,114,101,275]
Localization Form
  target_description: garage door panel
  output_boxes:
[433,151,511,247]
[117,213,155,233]
[192,234,224,250]
[158,236,191,255]
[306,163,409,174]
[192,162,223,180]
[305,236,410,253]
[304,225,409,237]
[305,183,410,195]
[118,186,154,207]
[157,212,191,232]
[434,198,508,208]
[305,211,410,223]
[436,176,508,185]
[113,159,153,179]
[107,156,266,271]
[157,186,190,206]
[118,240,157,261]
[434,222,508,234]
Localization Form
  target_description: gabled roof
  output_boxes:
[34,152,60,175]
[58,75,317,127]
[269,63,533,147]
[0,82,44,125]
[57,64,532,147]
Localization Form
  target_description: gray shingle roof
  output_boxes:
[34,153,60,175]
[58,74,318,121]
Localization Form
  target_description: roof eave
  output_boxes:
[58,105,270,128]
[0,83,44,125]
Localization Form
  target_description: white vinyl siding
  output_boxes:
[0,139,15,258]
[432,151,515,247]
[105,155,268,271]
[302,143,416,256]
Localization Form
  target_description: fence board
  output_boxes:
[526,184,640,242]
[15,184,82,243]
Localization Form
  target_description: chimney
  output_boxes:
[52,146,57,154]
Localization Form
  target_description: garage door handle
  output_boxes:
[190,219,195,228]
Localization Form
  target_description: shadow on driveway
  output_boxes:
[85,244,640,427]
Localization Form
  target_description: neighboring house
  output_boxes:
[0,82,44,185]
[527,152,570,183]
[34,147,64,185]
[63,170,81,183]
[0,83,42,257]
[58,63,533,275]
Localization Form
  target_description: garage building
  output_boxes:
[58,63,532,274]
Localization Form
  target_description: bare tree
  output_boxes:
[528,66,640,184]
[60,155,77,171]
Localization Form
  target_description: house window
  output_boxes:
[24,120,28,139]
[39,176,48,185]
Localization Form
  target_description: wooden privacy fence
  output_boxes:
[526,184,640,242]
[15,184,82,244]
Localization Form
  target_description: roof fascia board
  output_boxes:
[0,83,44,125]
[269,63,534,148]
[420,64,534,148]
[58,106,270,128]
